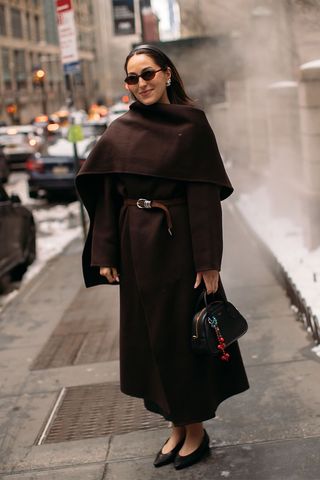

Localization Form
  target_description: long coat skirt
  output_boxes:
[90,172,249,426]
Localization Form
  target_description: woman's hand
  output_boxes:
[99,267,120,283]
[194,269,219,294]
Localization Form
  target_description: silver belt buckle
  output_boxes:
[137,198,152,209]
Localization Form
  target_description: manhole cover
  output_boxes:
[36,382,167,444]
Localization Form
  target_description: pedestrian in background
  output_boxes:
[76,44,249,471]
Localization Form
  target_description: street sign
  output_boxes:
[67,124,84,143]
[112,0,136,35]
[55,0,80,70]
[63,61,80,74]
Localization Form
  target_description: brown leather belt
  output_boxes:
[123,197,186,236]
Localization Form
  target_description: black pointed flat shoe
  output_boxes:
[153,437,185,468]
[173,429,210,470]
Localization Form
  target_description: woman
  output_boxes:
[76,44,249,471]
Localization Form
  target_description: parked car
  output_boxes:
[26,137,97,199]
[80,120,107,138]
[107,101,130,125]
[0,125,44,171]
[31,115,62,145]
[0,146,9,183]
[0,184,36,289]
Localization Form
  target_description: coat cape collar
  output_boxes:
[76,100,233,215]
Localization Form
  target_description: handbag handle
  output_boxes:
[195,288,225,312]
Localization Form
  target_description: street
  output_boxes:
[0,196,319,479]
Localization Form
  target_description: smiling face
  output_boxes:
[125,53,171,105]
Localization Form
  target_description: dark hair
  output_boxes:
[124,44,194,105]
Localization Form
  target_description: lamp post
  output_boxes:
[33,68,47,115]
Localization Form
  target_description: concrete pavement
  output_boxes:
[0,199,319,479]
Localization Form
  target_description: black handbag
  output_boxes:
[191,289,248,361]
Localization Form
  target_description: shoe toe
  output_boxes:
[153,438,185,467]
[153,451,170,467]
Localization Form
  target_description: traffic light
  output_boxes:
[6,104,17,115]
[33,68,45,84]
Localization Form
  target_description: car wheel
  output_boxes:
[10,263,28,282]
[29,189,39,199]
[0,273,11,293]
[46,191,58,203]
[25,219,36,265]
[10,217,36,282]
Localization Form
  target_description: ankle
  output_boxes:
[171,425,185,439]
[184,423,204,439]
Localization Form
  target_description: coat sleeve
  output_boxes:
[90,175,120,267]
[186,182,223,272]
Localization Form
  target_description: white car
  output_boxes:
[107,102,130,125]
[0,125,44,170]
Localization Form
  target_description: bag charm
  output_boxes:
[207,313,230,361]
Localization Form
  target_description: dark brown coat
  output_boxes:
[76,102,249,425]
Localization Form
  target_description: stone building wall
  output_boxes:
[0,0,97,124]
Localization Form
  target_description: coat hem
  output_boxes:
[120,383,250,426]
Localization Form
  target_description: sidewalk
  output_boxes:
[0,199,319,479]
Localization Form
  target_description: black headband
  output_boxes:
[131,44,167,57]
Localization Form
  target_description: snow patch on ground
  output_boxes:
[311,344,320,357]
[25,221,82,284]
[236,186,320,348]
[33,201,81,232]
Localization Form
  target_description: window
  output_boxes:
[11,7,23,38]
[74,66,84,86]
[0,5,6,36]
[43,0,58,45]
[30,53,39,89]
[88,0,94,16]
[45,55,54,88]
[26,12,32,40]
[54,57,62,81]
[14,49,26,89]
[2,48,12,89]
[34,14,40,42]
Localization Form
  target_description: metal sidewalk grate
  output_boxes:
[31,286,119,370]
[36,382,167,444]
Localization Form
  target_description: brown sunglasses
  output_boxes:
[124,67,164,85]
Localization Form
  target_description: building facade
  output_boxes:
[177,0,320,69]
[178,0,320,249]
[177,0,252,38]
[0,0,98,124]
[93,0,143,104]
